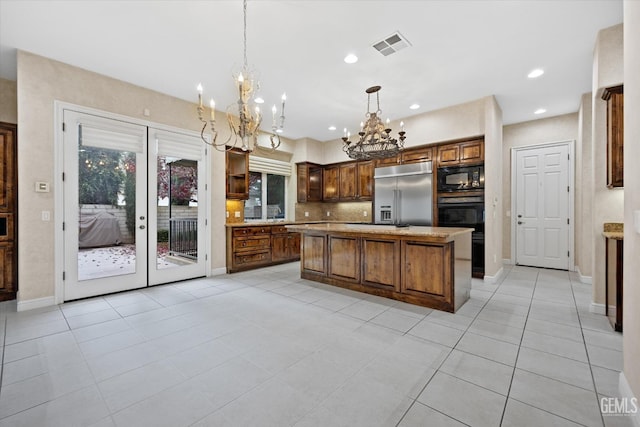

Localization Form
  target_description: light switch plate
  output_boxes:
[234,211,241,218]
[35,181,50,192]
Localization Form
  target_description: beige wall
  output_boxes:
[501,113,579,261]
[16,50,230,302]
[623,0,640,407]
[483,96,503,279]
[0,77,17,124]
[576,94,594,278]
[591,25,625,307]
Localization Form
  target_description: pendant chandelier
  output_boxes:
[196,0,285,152]
[342,85,406,161]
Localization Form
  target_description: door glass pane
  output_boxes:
[267,174,285,219]
[156,156,198,269]
[78,146,136,280]
[245,171,262,220]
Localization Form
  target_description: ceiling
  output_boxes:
[0,0,623,142]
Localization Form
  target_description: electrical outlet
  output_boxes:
[493,254,497,263]
[326,211,331,217]
[226,211,229,218]
[234,211,241,218]
[363,211,367,217]
[304,211,309,217]
[41,211,50,221]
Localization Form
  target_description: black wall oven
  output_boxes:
[437,195,485,278]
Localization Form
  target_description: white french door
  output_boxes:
[63,110,207,301]
[514,142,571,270]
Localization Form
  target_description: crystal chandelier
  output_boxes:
[196,0,285,152]
[342,85,406,160]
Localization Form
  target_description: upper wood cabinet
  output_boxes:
[323,166,339,201]
[357,161,374,200]
[374,146,433,167]
[603,85,624,188]
[297,162,323,202]
[225,147,249,200]
[401,146,433,164]
[437,139,484,167]
[339,162,357,200]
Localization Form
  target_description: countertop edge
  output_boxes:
[285,223,474,240]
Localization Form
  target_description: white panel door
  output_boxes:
[515,144,570,269]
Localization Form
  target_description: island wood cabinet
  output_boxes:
[226,147,249,200]
[296,162,323,202]
[0,122,16,301]
[328,235,360,282]
[292,224,472,312]
[226,224,300,273]
[602,85,624,188]
[437,139,484,167]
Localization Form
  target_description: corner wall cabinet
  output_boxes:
[602,85,624,188]
[226,147,249,200]
[296,162,323,202]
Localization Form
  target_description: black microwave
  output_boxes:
[437,165,484,192]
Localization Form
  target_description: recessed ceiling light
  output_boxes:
[276,129,283,133]
[409,104,420,110]
[254,97,264,104]
[328,126,336,131]
[534,108,547,115]
[528,68,545,79]
[344,54,358,64]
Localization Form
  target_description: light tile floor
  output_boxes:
[0,263,633,427]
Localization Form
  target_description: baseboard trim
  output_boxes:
[17,296,56,312]
[618,372,640,427]
[210,267,227,276]
[575,266,593,284]
[484,267,504,284]
[590,302,616,316]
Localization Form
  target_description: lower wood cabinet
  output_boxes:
[226,225,300,273]
[328,235,360,282]
[401,241,451,302]
[302,234,326,274]
[361,238,399,290]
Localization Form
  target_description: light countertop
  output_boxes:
[603,222,623,240]
[285,223,474,241]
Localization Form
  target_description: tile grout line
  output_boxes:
[0,313,6,399]
[497,268,538,427]
[570,274,608,427]
[394,272,501,427]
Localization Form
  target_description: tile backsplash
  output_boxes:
[295,201,372,222]
[226,200,245,223]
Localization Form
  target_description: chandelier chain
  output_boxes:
[243,0,248,69]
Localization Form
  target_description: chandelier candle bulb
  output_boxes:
[197,83,203,108]
[272,105,277,127]
[400,121,405,132]
[209,99,215,121]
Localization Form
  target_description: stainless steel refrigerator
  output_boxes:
[374,162,433,226]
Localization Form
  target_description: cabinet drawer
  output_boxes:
[233,236,271,251]
[232,226,271,237]
[271,225,289,234]
[234,250,271,266]
[402,147,432,164]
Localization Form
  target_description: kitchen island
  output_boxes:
[285,223,473,312]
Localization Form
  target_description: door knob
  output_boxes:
[517,214,522,218]
[139,216,145,220]
[139,225,146,229]
[517,221,523,225]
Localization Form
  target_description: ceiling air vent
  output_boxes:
[372,31,412,56]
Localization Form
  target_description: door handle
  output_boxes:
[517,214,522,218]
[517,221,523,225]
[139,225,146,229]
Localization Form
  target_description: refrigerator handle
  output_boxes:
[392,189,398,224]
[395,189,401,225]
